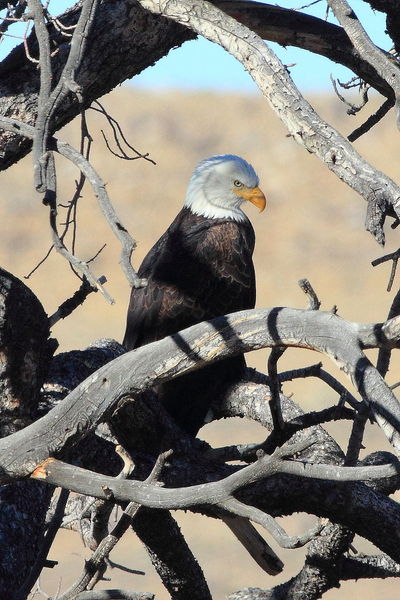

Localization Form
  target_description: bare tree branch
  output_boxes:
[348,96,394,141]
[0,116,146,292]
[29,438,399,516]
[327,0,400,108]
[1,306,400,483]
[74,591,154,600]
[30,0,99,193]
[0,0,395,173]
[16,488,70,600]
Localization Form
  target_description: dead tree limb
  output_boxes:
[1,306,400,482]
[0,0,395,171]
[327,0,400,104]
[0,267,57,596]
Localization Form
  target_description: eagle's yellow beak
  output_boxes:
[234,186,266,212]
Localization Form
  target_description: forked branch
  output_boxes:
[1,306,400,484]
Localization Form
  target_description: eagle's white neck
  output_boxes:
[184,187,246,222]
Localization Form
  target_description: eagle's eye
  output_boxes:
[233,180,243,188]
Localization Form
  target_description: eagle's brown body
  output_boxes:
[122,155,284,576]
[123,206,256,435]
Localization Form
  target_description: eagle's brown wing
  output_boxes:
[123,207,255,351]
[122,208,283,574]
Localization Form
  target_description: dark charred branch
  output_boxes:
[0,267,57,436]
[0,480,53,597]
[348,97,395,142]
[0,268,57,596]
[228,553,400,599]
[133,509,212,600]
[365,0,400,54]
[1,334,125,596]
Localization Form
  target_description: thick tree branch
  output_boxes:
[327,0,400,102]
[218,1,393,97]
[30,436,400,509]
[0,267,56,435]
[0,268,57,596]
[366,0,400,54]
[1,307,400,482]
[0,0,395,172]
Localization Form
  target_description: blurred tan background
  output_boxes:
[1,86,400,598]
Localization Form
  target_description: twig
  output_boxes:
[293,0,322,10]
[91,101,156,164]
[48,276,107,327]
[348,97,395,142]
[106,559,144,576]
[266,277,322,434]
[62,111,93,263]
[344,404,369,466]
[277,362,361,410]
[24,244,54,280]
[0,116,144,292]
[52,136,147,290]
[298,278,321,309]
[207,404,355,463]
[267,347,285,432]
[330,74,370,115]
[47,175,114,304]
[372,248,400,292]
[327,0,400,103]
[221,493,323,550]
[46,11,77,37]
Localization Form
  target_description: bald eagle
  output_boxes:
[123,155,283,576]
[123,154,266,435]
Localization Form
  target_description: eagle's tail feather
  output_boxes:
[222,515,284,576]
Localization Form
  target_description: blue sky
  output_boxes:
[0,0,390,92]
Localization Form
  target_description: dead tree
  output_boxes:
[1,1,400,598]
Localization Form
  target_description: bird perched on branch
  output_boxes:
[123,154,266,435]
[123,154,283,576]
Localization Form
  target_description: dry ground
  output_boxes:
[1,86,400,598]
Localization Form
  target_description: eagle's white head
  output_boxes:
[184,154,266,222]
